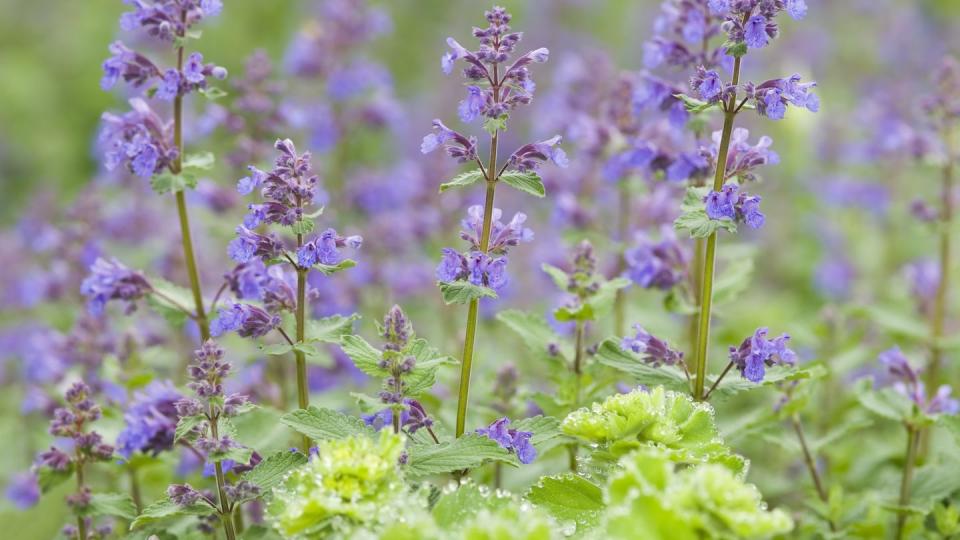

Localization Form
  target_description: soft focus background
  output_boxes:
[2,0,960,537]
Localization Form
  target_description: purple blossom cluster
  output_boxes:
[624,227,688,290]
[119,0,223,41]
[116,380,183,459]
[704,183,765,229]
[476,417,537,464]
[42,382,115,470]
[710,0,807,50]
[80,257,152,315]
[711,128,779,182]
[99,99,177,178]
[211,302,281,338]
[620,324,685,367]
[878,347,958,415]
[644,0,728,70]
[728,327,796,383]
[436,206,534,293]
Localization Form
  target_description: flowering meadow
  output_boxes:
[3,0,960,538]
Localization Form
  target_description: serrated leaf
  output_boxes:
[406,434,516,478]
[241,450,308,497]
[594,338,689,391]
[174,414,206,444]
[439,169,484,193]
[280,406,374,442]
[499,170,546,197]
[554,302,594,322]
[586,277,632,316]
[483,114,508,135]
[313,259,357,275]
[513,415,567,455]
[209,445,253,465]
[306,314,359,344]
[151,171,197,194]
[497,309,571,360]
[674,208,737,238]
[182,152,215,171]
[438,280,498,305]
[79,492,137,520]
[37,465,74,494]
[260,343,295,356]
[526,474,604,530]
[339,335,386,376]
[857,383,914,422]
[288,219,315,235]
[724,40,748,58]
[432,479,514,530]
[130,497,215,530]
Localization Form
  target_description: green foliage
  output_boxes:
[526,474,604,532]
[37,464,74,493]
[497,309,572,362]
[561,386,747,474]
[405,434,517,478]
[78,492,138,521]
[438,280,498,304]
[483,114,509,135]
[288,218,315,235]
[603,448,793,539]
[305,314,359,344]
[174,414,206,444]
[499,170,546,198]
[339,334,386,376]
[594,339,688,392]
[241,451,309,502]
[674,93,721,114]
[181,152,215,171]
[279,406,375,442]
[130,497,215,530]
[312,258,357,275]
[146,277,197,326]
[431,479,514,529]
[267,432,408,538]
[439,169,485,192]
[674,186,738,238]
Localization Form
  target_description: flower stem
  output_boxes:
[613,180,631,336]
[702,360,734,401]
[455,57,501,438]
[128,467,142,513]
[75,460,87,540]
[692,57,742,401]
[790,415,836,531]
[294,263,310,453]
[172,37,209,341]
[209,409,237,540]
[896,425,920,540]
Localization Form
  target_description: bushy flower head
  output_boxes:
[878,347,959,415]
[711,128,779,182]
[704,183,765,229]
[116,380,182,459]
[210,302,281,338]
[99,98,177,177]
[80,257,152,316]
[44,381,115,467]
[728,327,796,383]
[624,226,688,290]
[715,0,807,50]
[118,0,223,42]
[621,324,685,367]
[476,417,537,464]
[459,205,534,254]
[645,1,728,70]
[748,74,819,120]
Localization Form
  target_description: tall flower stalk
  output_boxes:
[424,6,565,437]
[675,1,818,399]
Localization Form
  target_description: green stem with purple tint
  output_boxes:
[693,56,742,400]
[896,424,920,540]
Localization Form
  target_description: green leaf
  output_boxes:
[174,414,206,444]
[513,415,567,455]
[713,256,754,307]
[209,445,253,465]
[861,305,930,341]
[339,335,386,376]
[439,169,485,193]
[182,152,215,171]
[432,479,514,530]
[199,86,227,100]
[146,278,195,326]
[79,492,137,521]
[241,450,308,498]
[526,474,604,531]
[37,464,74,494]
[240,525,283,540]
[554,302,594,322]
[497,309,570,360]
[541,263,569,290]
[940,414,960,448]
[288,219,315,235]
[483,114,508,135]
[404,339,456,397]
[406,434,516,478]
[724,40,748,58]
[908,464,960,511]
[594,338,689,392]
[674,93,720,114]
[586,277,632,316]
[130,497,215,530]
[499,170,546,198]
[150,171,197,194]
[280,406,375,442]
[857,382,914,422]
[438,280,498,305]
[260,343,295,356]
[306,314,359,344]
[313,259,357,275]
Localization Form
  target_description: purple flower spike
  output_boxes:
[507,135,569,171]
[116,381,182,459]
[476,417,537,464]
[620,324,684,367]
[421,119,478,163]
[210,303,281,338]
[744,15,770,48]
[5,472,40,510]
[624,227,688,291]
[80,257,152,316]
[729,328,796,383]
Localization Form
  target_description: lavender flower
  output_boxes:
[476,417,537,464]
[5,472,40,510]
[712,128,780,182]
[729,328,797,383]
[100,41,161,91]
[238,139,320,228]
[749,75,819,120]
[717,1,804,50]
[624,227,688,290]
[904,259,941,316]
[878,347,959,415]
[507,135,569,171]
[643,0,728,70]
[420,119,478,163]
[99,98,177,177]
[227,226,283,264]
[459,206,534,254]
[116,380,182,459]
[119,0,223,42]
[704,184,765,228]
[296,228,362,267]
[210,303,281,338]
[80,257,152,316]
[621,324,685,367]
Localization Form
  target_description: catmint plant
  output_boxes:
[168,340,255,540]
[673,0,817,400]
[423,6,566,438]
[217,137,361,452]
[97,0,228,341]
